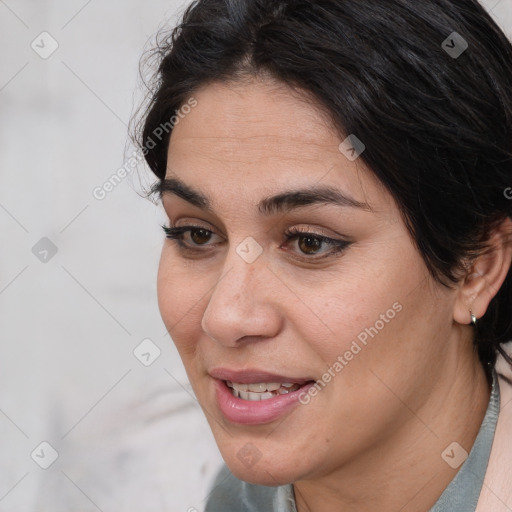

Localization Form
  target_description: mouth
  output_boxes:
[210,369,316,425]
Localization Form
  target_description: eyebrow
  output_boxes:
[154,177,372,215]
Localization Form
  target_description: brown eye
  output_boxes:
[298,235,322,254]
[161,225,221,251]
[189,228,213,245]
[283,228,351,260]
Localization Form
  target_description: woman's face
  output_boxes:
[157,78,458,485]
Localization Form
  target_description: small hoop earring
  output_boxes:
[470,309,477,326]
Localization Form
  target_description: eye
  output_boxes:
[161,225,222,250]
[283,227,351,259]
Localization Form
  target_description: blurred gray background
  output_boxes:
[0,1,510,511]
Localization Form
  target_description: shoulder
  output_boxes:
[476,345,512,512]
[204,464,296,512]
[495,342,512,412]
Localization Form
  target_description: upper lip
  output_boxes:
[209,368,314,385]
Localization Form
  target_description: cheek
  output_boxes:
[290,241,435,406]
[284,254,414,366]
[156,249,207,353]
[302,260,445,426]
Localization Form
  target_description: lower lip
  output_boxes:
[214,379,314,425]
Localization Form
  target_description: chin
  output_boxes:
[213,435,309,486]
[226,457,298,487]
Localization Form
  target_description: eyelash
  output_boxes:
[161,225,351,261]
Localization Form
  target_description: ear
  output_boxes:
[453,217,512,325]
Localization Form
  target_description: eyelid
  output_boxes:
[282,224,346,240]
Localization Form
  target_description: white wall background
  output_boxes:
[0,1,510,511]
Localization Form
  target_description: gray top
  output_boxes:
[205,370,500,512]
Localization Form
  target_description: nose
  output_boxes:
[201,249,282,347]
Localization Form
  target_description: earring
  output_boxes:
[469,309,477,326]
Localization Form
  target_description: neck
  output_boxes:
[293,337,491,512]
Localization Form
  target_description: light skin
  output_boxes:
[156,76,512,512]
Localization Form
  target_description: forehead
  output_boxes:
[166,79,390,214]
[169,78,341,160]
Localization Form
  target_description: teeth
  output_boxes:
[247,383,266,392]
[227,381,303,400]
[238,391,276,401]
[230,382,284,393]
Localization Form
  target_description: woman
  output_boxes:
[135,0,512,510]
